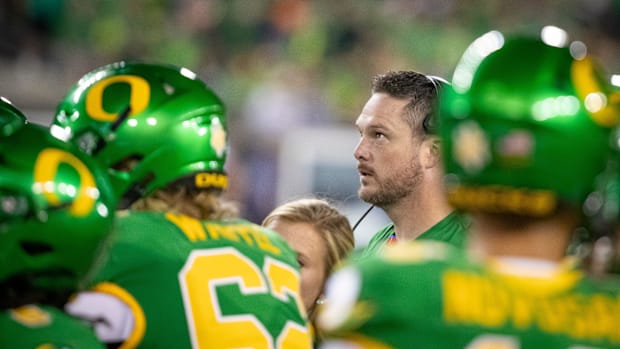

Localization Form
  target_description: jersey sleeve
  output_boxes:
[317,266,363,333]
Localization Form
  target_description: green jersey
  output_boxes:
[318,241,620,349]
[360,211,468,259]
[0,304,104,348]
[66,211,312,349]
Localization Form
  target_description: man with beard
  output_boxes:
[317,28,620,349]
[354,71,468,258]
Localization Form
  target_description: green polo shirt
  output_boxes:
[359,211,468,259]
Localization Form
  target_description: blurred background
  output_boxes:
[2,0,620,246]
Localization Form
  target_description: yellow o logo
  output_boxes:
[34,148,97,216]
[85,75,150,122]
[572,58,620,127]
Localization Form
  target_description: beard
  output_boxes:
[358,159,423,208]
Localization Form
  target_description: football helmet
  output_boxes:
[439,27,619,216]
[0,96,27,136]
[50,62,228,208]
[0,123,115,306]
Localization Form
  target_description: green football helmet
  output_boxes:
[50,61,228,208]
[439,27,619,217]
[0,123,115,307]
[0,96,27,136]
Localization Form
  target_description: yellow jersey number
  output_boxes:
[178,247,312,349]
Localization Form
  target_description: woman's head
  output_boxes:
[262,197,354,320]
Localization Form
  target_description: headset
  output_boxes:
[422,75,448,135]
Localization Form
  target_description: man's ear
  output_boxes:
[421,136,441,169]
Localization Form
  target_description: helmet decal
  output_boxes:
[447,185,557,217]
[194,173,227,189]
[452,121,490,174]
[571,57,620,127]
[496,130,534,166]
[210,117,227,158]
[33,148,98,217]
[85,75,150,122]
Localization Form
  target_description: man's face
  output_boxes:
[354,93,424,207]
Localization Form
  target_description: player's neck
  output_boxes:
[467,211,576,262]
[387,181,453,241]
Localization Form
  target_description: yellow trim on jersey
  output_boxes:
[344,333,395,349]
[487,257,581,296]
[381,240,448,263]
[9,305,51,327]
[93,282,146,349]
[35,345,54,349]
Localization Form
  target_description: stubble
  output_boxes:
[358,158,423,208]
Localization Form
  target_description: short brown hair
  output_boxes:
[371,70,443,136]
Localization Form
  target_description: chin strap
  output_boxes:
[117,173,154,210]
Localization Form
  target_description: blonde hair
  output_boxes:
[263,197,355,275]
[130,186,239,220]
